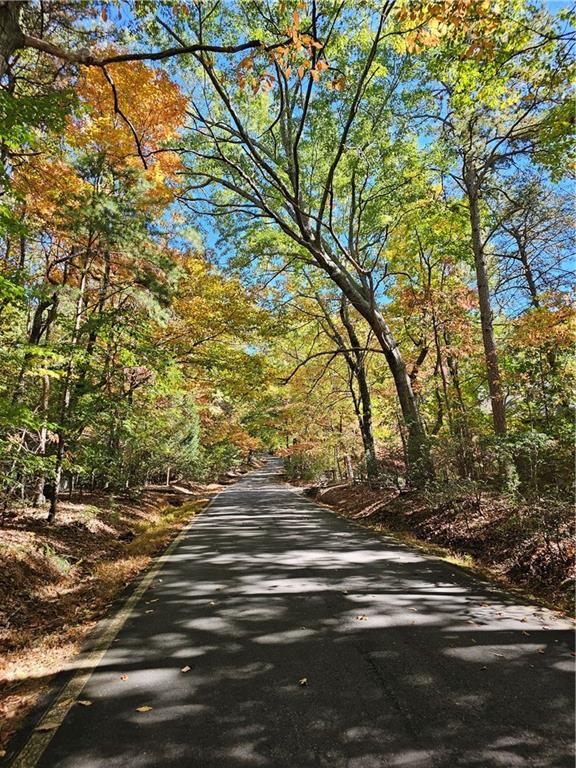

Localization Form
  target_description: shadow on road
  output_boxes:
[16,460,575,768]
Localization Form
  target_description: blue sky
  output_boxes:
[136,1,573,267]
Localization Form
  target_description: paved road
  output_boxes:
[13,460,574,768]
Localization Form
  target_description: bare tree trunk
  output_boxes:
[309,269,432,485]
[443,334,475,477]
[517,240,540,308]
[320,265,434,485]
[12,290,58,405]
[464,167,506,437]
[0,2,24,78]
[344,454,354,481]
[334,445,342,480]
[514,236,557,374]
[32,371,50,506]
[76,251,110,394]
[385,342,434,484]
[314,287,379,479]
[431,314,452,434]
[355,364,377,477]
[48,259,89,522]
[339,300,378,478]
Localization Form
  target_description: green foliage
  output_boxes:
[284,451,332,484]
[0,0,572,517]
[0,90,74,159]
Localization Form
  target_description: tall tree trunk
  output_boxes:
[464,166,506,437]
[12,291,59,404]
[344,454,354,481]
[361,298,433,485]
[48,260,89,522]
[431,311,453,434]
[76,251,110,395]
[311,256,434,486]
[32,370,50,506]
[0,2,24,78]
[514,235,557,374]
[363,296,433,484]
[311,286,379,479]
[386,346,434,484]
[339,299,378,478]
[355,364,377,478]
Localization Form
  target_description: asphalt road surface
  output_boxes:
[11,459,574,768]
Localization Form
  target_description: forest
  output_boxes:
[0,0,574,759]
[1,0,573,509]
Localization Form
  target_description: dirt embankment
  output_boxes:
[307,483,574,612]
[0,481,223,752]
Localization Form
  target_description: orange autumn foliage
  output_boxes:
[511,295,576,350]
[14,59,187,235]
[70,58,187,198]
[14,157,90,228]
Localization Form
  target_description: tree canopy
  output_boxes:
[0,0,573,516]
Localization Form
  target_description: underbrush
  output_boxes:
[283,450,332,483]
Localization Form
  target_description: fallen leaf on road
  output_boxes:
[356,615,368,621]
[77,700,92,706]
[298,677,308,687]
[136,706,153,712]
[181,666,192,673]
[120,674,128,681]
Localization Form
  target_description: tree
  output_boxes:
[489,175,573,315]
[296,281,378,478]
[1,0,573,507]
[176,2,442,484]
[416,2,574,441]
